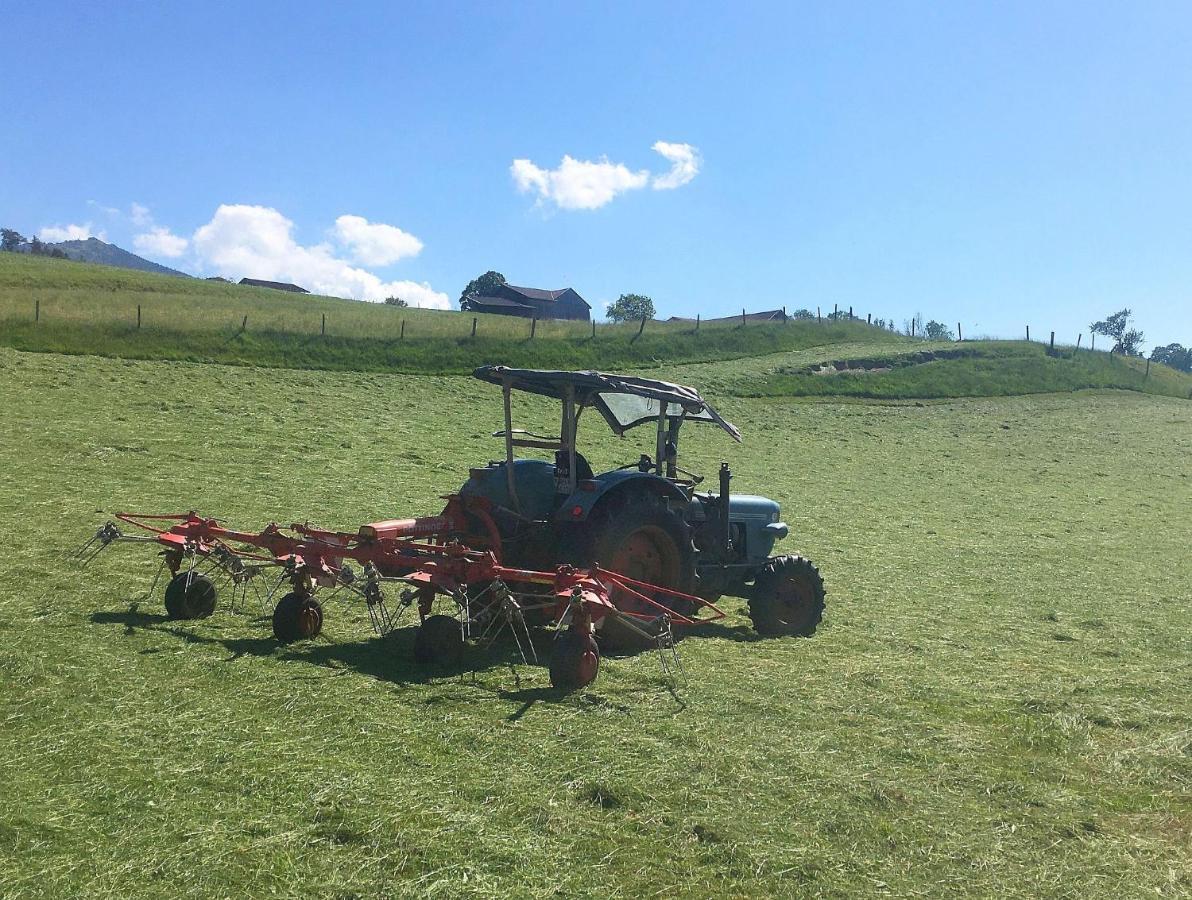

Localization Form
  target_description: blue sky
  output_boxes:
[2,1,1190,346]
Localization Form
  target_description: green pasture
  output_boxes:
[0,348,1188,897]
[0,253,898,374]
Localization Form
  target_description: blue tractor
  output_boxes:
[461,367,825,646]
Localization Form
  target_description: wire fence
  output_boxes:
[14,296,1133,359]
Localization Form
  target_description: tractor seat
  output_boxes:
[555,449,594,481]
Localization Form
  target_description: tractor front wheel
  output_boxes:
[413,615,463,666]
[272,592,324,643]
[749,556,825,637]
[549,629,600,690]
[164,572,217,620]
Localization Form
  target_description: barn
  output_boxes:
[462,284,590,321]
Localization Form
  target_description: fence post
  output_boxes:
[849,306,853,320]
[638,313,647,337]
[241,314,248,332]
[1145,358,1151,378]
[867,313,871,325]
[591,319,596,338]
[696,313,700,332]
[912,319,916,337]
[400,319,405,339]
[1076,333,1082,351]
[957,322,962,341]
[782,305,787,323]
[1026,325,1030,341]
[530,317,537,339]
[137,304,142,330]
[741,308,746,326]
[817,306,821,324]
[1050,331,1055,352]
[471,317,477,338]
[1091,332,1094,351]
[321,313,326,336]
[833,303,838,319]
[35,299,40,323]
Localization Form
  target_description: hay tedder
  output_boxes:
[82,367,825,689]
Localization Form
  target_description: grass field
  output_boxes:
[1,347,1188,897]
[0,253,901,374]
[5,254,1190,405]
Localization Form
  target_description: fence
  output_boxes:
[12,298,1136,362]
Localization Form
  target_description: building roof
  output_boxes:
[504,284,591,307]
[669,309,787,323]
[239,278,309,293]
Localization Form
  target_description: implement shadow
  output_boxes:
[89,605,691,717]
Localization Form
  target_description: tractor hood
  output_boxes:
[474,366,742,441]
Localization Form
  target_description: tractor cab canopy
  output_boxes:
[473,366,741,441]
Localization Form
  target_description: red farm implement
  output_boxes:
[80,498,725,689]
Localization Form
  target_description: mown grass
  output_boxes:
[0,252,900,374]
[1,348,1188,897]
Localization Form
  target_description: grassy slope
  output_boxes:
[0,252,900,373]
[4,253,1190,402]
[725,342,1192,401]
[1,348,1188,897]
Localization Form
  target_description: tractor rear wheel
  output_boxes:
[582,494,698,651]
[413,614,463,666]
[549,629,600,690]
[164,571,217,620]
[749,556,825,637]
[272,592,324,643]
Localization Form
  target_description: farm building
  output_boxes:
[239,278,309,294]
[462,284,591,321]
[668,309,789,324]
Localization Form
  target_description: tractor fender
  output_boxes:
[553,470,688,524]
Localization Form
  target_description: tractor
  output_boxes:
[460,366,825,646]
[82,366,825,689]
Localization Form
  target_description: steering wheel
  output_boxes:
[613,454,655,473]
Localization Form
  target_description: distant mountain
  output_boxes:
[51,237,191,277]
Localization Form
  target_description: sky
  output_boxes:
[1,1,1190,347]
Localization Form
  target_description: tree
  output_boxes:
[925,320,954,341]
[1,228,25,252]
[30,236,44,255]
[459,270,506,308]
[1090,308,1145,356]
[1150,343,1191,373]
[606,293,655,323]
[790,308,815,321]
[384,296,408,307]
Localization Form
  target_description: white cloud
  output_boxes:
[512,156,650,210]
[332,214,423,266]
[129,202,153,227]
[133,226,189,258]
[511,141,702,210]
[39,222,105,242]
[651,141,701,190]
[191,204,448,308]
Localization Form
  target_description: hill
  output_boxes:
[51,236,191,277]
[1,251,1189,400]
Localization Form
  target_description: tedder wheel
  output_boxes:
[413,615,463,666]
[163,571,218,620]
[749,555,825,637]
[584,494,698,652]
[272,592,324,643]
[549,629,600,690]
